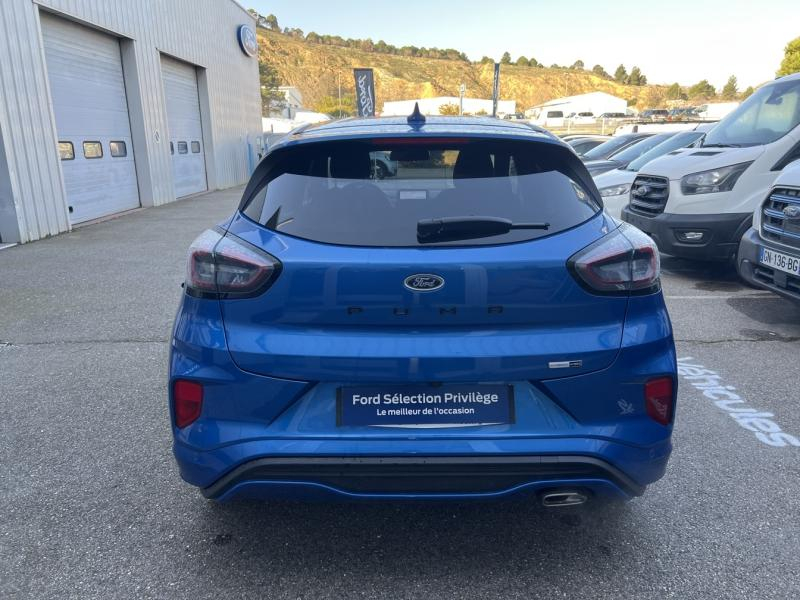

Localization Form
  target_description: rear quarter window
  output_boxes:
[242,139,600,247]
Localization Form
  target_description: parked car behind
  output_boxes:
[622,73,800,263]
[170,114,677,505]
[598,112,627,120]
[737,161,800,303]
[566,135,611,157]
[640,109,670,121]
[580,133,654,162]
[584,132,676,177]
[595,127,711,218]
[566,112,596,125]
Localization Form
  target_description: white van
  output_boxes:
[621,73,800,262]
[531,109,565,128]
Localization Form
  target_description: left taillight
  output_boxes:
[569,223,660,295]
[185,229,281,298]
[173,379,203,428]
[645,376,675,426]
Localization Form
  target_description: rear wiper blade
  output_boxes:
[417,216,549,243]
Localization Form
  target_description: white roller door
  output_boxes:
[161,56,207,198]
[41,13,139,224]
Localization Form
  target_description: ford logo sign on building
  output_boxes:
[237,24,258,57]
[404,274,445,292]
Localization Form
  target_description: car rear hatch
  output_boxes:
[218,136,628,383]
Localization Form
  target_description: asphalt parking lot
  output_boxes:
[2,188,799,600]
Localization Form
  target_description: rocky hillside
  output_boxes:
[257,29,668,114]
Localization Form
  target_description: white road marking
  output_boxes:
[677,357,799,448]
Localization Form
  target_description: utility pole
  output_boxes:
[459,83,466,115]
[337,72,342,118]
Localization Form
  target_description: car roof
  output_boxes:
[269,115,562,152]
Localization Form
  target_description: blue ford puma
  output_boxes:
[170,111,677,505]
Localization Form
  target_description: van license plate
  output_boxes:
[337,384,514,427]
[759,247,800,276]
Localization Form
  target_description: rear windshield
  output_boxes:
[608,133,674,163]
[582,135,645,160]
[626,130,704,171]
[241,139,600,247]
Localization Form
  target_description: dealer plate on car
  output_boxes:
[337,384,515,427]
[760,246,800,276]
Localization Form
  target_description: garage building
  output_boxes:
[0,0,262,244]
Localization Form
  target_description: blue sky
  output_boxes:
[248,0,799,89]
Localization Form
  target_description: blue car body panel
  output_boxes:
[169,117,677,502]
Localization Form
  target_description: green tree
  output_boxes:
[570,59,584,70]
[516,55,529,66]
[501,52,512,64]
[314,95,354,118]
[438,103,460,116]
[592,64,610,78]
[258,60,284,116]
[777,36,800,76]
[614,64,628,83]
[264,13,280,32]
[688,79,717,99]
[479,56,494,64]
[628,66,643,86]
[665,82,685,100]
[721,75,738,99]
[741,85,755,99]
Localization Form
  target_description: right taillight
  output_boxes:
[173,379,203,428]
[185,229,281,298]
[644,376,674,426]
[569,223,660,295]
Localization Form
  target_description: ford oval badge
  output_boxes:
[783,205,800,220]
[404,274,444,292]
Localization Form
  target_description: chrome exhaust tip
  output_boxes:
[541,491,589,507]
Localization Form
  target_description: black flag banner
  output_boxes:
[354,68,376,117]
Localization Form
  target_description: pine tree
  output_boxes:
[614,64,628,83]
[721,75,738,99]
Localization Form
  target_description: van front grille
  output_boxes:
[629,175,669,216]
[761,188,800,251]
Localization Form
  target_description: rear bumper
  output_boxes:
[738,227,800,303]
[198,455,644,502]
[175,434,671,502]
[622,208,751,261]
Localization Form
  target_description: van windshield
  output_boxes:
[242,140,600,247]
[703,79,800,147]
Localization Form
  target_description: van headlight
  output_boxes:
[599,183,631,197]
[680,162,752,195]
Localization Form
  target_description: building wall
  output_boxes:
[0,0,261,243]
